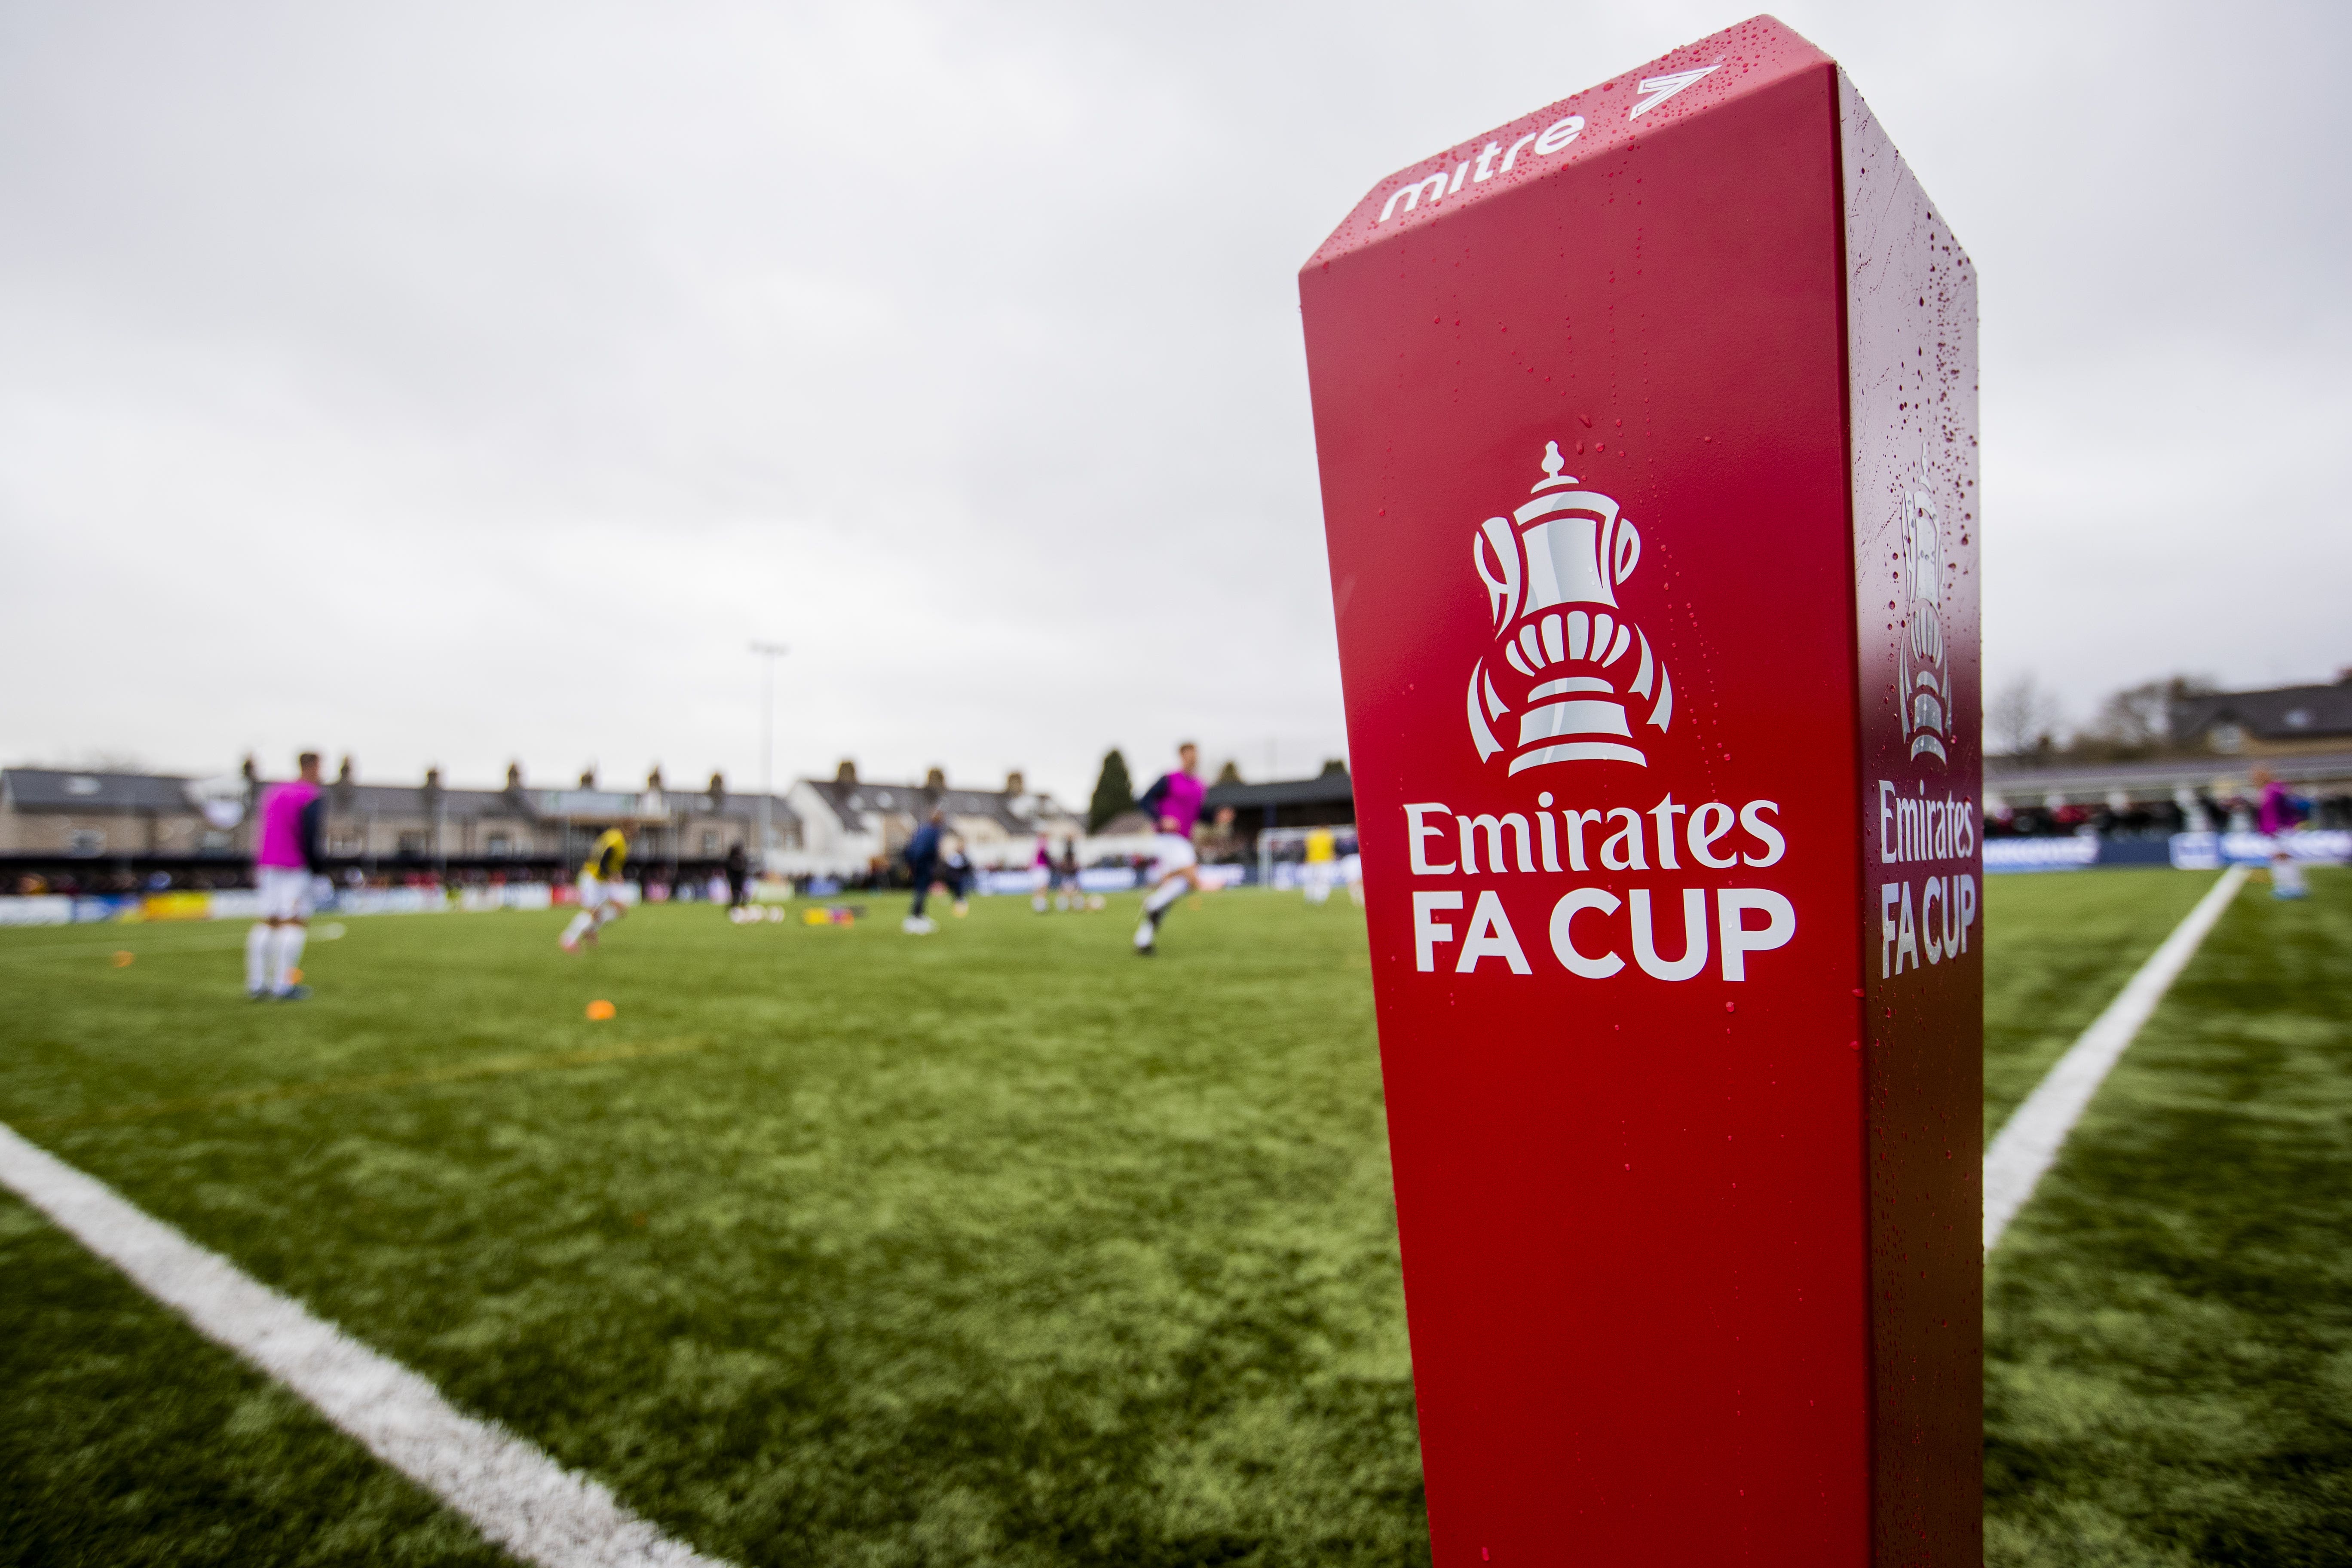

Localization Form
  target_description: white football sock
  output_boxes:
[271,925,306,992]
[1144,879,1186,916]
[245,924,270,993]
[563,911,595,944]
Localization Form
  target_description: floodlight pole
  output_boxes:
[750,641,789,867]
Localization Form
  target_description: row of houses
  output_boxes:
[0,754,1363,892]
[0,760,802,888]
[1988,674,2352,832]
[9,673,2344,891]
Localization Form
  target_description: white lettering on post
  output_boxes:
[1600,808,1647,871]
[1649,795,1687,870]
[1414,891,1464,971]
[1739,800,1784,867]
[1533,115,1585,154]
[1687,802,1737,869]
[1405,804,1456,875]
[1549,889,1624,978]
[1630,888,1709,981]
[1717,889,1795,981]
[1881,880,1902,978]
[1378,172,1451,224]
[1564,808,1602,870]
[1456,891,1531,974]
[1458,813,1534,874]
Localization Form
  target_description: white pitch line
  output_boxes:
[0,1121,731,1568]
[1982,865,2249,1253]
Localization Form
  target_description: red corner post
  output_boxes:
[1299,16,1981,1565]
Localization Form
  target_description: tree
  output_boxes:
[2082,674,2216,756]
[1213,759,1243,786]
[1088,749,1135,831]
[1986,674,2062,759]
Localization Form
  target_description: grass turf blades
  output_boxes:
[3,870,2346,1563]
[0,894,1416,1567]
[1986,867,2352,1566]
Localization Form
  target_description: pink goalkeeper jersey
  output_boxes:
[255,780,319,869]
[1148,771,1205,836]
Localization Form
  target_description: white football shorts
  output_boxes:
[256,865,314,921]
[578,872,617,911]
[1148,833,1199,881]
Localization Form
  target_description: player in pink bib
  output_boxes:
[248,752,325,999]
[1133,743,1220,955]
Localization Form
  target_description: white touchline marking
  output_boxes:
[1982,865,2249,1254]
[0,1121,732,1568]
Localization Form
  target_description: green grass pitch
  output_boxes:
[0,870,2346,1565]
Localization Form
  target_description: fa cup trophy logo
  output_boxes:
[1901,439,1950,765]
[1466,442,1673,773]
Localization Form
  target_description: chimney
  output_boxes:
[580,766,597,789]
[241,753,257,784]
[1005,770,1025,796]
[924,766,947,791]
[707,769,726,804]
[646,765,664,792]
[505,761,523,791]
[337,755,356,786]
[423,766,443,792]
[836,759,857,784]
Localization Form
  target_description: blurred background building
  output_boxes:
[0,759,798,895]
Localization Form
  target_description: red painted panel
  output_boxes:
[1298,15,1978,1565]
[1842,70,1985,1568]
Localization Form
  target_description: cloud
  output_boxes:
[2,0,2343,794]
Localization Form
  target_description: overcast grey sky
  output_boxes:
[3,0,2345,799]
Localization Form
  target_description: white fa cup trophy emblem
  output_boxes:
[1467,441,1673,774]
[1900,438,1950,765]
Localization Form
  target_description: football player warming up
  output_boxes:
[903,808,946,934]
[1133,742,1211,956]
[561,825,631,951]
[248,750,326,1000]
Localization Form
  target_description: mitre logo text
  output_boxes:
[1401,792,1793,984]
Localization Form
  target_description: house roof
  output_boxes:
[2,769,202,813]
[1205,770,1356,810]
[2174,680,2352,743]
[334,784,796,826]
[1,767,795,826]
[793,778,1067,834]
[1984,750,2352,800]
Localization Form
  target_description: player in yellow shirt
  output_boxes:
[560,826,631,951]
[1302,825,1338,905]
